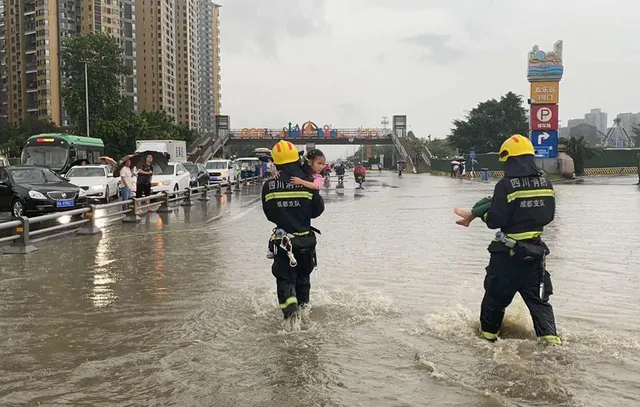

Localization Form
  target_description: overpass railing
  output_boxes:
[0,177,262,255]
[227,128,393,141]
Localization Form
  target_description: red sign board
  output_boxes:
[530,104,559,131]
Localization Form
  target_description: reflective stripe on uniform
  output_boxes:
[537,335,562,345]
[506,231,542,240]
[506,189,554,203]
[292,231,309,236]
[280,296,298,309]
[264,191,314,201]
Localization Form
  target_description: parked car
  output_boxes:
[205,159,234,183]
[150,162,191,193]
[183,163,209,188]
[0,166,88,218]
[65,165,119,202]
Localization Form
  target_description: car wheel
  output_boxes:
[174,184,179,192]
[12,199,25,218]
[104,186,110,202]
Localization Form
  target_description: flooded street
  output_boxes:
[1,173,639,407]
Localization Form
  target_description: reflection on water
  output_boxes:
[89,233,117,308]
[153,216,167,297]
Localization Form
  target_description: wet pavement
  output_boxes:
[1,173,639,407]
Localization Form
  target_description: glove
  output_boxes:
[471,196,492,219]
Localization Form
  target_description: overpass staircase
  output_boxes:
[390,132,418,174]
[188,131,231,163]
[402,131,432,173]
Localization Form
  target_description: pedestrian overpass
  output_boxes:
[189,117,431,173]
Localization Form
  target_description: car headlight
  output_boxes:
[90,185,102,191]
[78,189,87,197]
[160,180,170,186]
[28,190,47,200]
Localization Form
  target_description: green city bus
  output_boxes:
[21,133,105,173]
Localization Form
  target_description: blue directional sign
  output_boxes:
[531,130,558,158]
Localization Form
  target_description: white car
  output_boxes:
[150,162,191,193]
[65,165,119,202]
[205,159,234,183]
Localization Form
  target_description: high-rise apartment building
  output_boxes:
[617,112,640,134]
[80,0,138,113]
[3,0,219,130]
[0,0,8,119]
[120,0,137,111]
[135,0,176,117]
[175,0,199,129]
[197,1,221,134]
[81,0,120,36]
[2,0,73,125]
[584,108,608,135]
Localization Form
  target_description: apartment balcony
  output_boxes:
[24,1,37,14]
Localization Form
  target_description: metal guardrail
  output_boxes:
[0,177,262,254]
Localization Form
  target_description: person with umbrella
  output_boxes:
[397,160,406,178]
[136,153,154,198]
[119,157,134,207]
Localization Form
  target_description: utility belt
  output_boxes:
[492,231,549,261]
[269,227,320,267]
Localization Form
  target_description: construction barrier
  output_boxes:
[583,167,638,176]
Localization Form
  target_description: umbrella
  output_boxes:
[97,156,117,173]
[113,151,169,177]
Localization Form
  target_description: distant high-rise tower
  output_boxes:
[0,0,8,120]
[176,0,200,129]
[2,0,79,125]
[120,0,138,112]
[197,1,221,134]
[584,108,608,135]
[135,0,177,118]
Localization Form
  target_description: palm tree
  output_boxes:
[559,136,605,176]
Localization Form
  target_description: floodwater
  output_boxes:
[1,173,639,407]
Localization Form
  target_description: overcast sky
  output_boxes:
[220,0,639,158]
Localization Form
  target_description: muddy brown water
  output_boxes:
[1,174,639,406]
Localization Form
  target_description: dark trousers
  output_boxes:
[271,245,316,318]
[136,182,151,198]
[480,251,558,338]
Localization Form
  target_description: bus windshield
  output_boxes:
[21,146,69,170]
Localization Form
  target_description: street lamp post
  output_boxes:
[80,60,90,137]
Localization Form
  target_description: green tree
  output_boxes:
[559,136,605,176]
[447,92,529,153]
[423,137,455,158]
[61,32,131,131]
[0,117,61,157]
[632,124,640,147]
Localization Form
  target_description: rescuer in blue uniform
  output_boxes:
[262,140,325,319]
[454,135,562,345]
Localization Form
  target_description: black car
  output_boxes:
[183,163,209,187]
[0,166,89,218]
